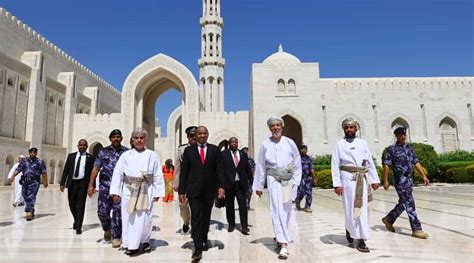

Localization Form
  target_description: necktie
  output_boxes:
[233,151,239,167]
[200,145,205,164]
[74,154,82,178]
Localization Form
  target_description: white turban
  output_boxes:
[341,117,359,129]
[267,116,284,127]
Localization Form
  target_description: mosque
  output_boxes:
[0,1,472,185]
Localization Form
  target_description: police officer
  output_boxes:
[382,127,430,239]
[173,126,197,234]
[295,145,314,213]
[87,129,128,247]
[9,147,48,221]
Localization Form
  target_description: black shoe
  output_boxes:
[182,224,190,233]
[345,230,353,243]
[356,240,370,253]
[192,250,202,260]
[142,242,151,253]
[76,229,82,235]
[125,249,139,256]
[241,227,250,235]
[228,225,235,232]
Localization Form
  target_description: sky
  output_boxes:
[2,0,473,135]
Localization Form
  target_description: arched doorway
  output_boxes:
[282,115,303,148]
[49,159,56,184]
[121,54,200,152]
[56,160,64,184]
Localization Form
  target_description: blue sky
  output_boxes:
[2,0,473,135]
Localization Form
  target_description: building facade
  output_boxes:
[0,1,472,185]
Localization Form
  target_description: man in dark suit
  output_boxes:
[222,137,252,235]
[179,126,225,261]
[60,139,95,234]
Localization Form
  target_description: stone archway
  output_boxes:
[282,115,303,148]
[121,54,200,150]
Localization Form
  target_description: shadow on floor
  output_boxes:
[371,224,412,237]
[33,213,55,219]
[181,240,225,251]
[0,221,14,227]
[250,237,279,254]
[210,219,225,230]
[319,234,351,246]
[82,223,100,232]
[128,239,169,257]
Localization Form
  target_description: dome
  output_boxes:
[263,45,301,65]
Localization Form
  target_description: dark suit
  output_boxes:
[60,152,95,230]
[179,143,224,251]
[222,149,252,229]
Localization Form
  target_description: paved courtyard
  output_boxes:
[1,184,473,262]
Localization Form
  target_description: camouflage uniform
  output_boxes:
[296,155,313,209]
[383,143,422,231]
[246,157,256,209]
[15,157,47,213]
[94,145,128,239]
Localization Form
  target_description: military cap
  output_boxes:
[394,127,407,135]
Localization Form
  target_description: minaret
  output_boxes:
[198,0,225,112]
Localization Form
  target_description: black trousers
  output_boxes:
[225,182,248,228]
[188,193,215,251]
[68,179,88,229]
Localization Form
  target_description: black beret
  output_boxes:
[185,126,198,135]
[109,129,122,138]
[394,127,407,135]
[28,147,38,153]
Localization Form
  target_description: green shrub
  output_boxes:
[314,165,331,171]
[445,167,474,183]
[313,154,332,165]
[382,142,439,181]
[467,165,474,179]
[437,161,474,181]
[438,150,474,162]
[315,169,333,189]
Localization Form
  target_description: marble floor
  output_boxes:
[0,184,473,262]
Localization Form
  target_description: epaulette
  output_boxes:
[178,143,188,148]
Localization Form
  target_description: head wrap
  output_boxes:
[267,116,284,127]
[341,117,359,129]
[18,154,25,158]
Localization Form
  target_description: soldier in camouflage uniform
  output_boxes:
[382,127,430,239]
[295,145,314,213]
[9,147,48,221]
[87,129,128,248]
[241,147,255,210]
[173,126,197,234]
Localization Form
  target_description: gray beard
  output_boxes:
[272,131,282,138]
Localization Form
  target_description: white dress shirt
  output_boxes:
[73,152,87,180]
[231,150,240,181]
